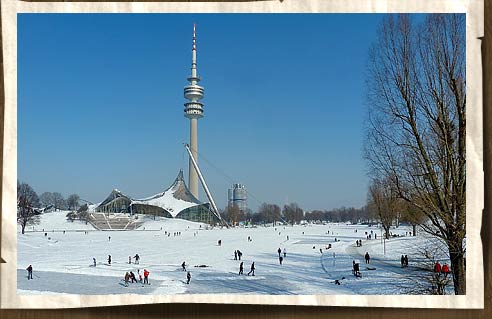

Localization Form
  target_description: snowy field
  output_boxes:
[17,211,446,295]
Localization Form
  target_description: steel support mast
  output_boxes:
[184,144,228,227]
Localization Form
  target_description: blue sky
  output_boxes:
[18,13,385,211]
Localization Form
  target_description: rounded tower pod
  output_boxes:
[184,23,204,198]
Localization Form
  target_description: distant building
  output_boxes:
[93,170,219,224]
[228,184,248,212]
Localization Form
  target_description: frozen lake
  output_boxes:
[17,211,437,295]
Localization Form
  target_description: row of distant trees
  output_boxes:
[221,203,375,226]
[17,181,81,234]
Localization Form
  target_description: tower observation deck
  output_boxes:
[184,23,203,198]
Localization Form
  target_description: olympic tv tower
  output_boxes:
[183,23,204,198]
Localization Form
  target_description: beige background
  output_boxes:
[0,0,487,312]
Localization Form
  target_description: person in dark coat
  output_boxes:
[277,248,281,257]
[26,265,33,280]
[182,261,186,271]
[404,255,409,267]
[238,250,242,260]
[234,250,238,260]
[186,271,191,284]
[364,252,370,264]
[134,254,140,264]
[401,255,405,267]
[130,271,137,283]
[239,262,244,275]
[93,258,97,267]
[108,255,111,265]
[247,262,255,276]
[279,256,283,265]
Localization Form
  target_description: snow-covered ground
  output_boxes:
[17,211,448,295]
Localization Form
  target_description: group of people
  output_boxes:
[234,250,243,260]
[277,247,287,265]
[400,255,409,267]
[355,240,363,247]
[129,254,140,264]
[238,261,255,276]
[434,262,450,277]
[123,269,149,287]
[352,260,361,277]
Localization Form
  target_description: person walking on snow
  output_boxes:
[134,254,140,264]
[401,255,405,267]
[26,265,33,280]
[283,248,287,258]
[279,256,283,265]
[239,262,244,275]
[234,250,238,260]
[404,255,409,267]
[186,271,191,284]
[108,255,111,265]
[182,261,187,271]
[277,248,281,257]
[237,250,242,260]
[247,262,255,276]
[365,252,370,264]
[138,269,143,283]
[93,258,96,267]
[143,269,150,284]
[128,256,132,264]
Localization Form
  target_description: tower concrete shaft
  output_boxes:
[189,118,199,198]
[184,23,204,198]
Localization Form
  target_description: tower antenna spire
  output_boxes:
[192,22,196,51]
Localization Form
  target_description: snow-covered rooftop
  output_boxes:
[131,170,204,217]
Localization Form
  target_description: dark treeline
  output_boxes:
[304,206,371,224]
[222,202,371,225]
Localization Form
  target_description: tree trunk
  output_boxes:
[384,225,390,239]
[412,224,417,236]
[449,251,466,294]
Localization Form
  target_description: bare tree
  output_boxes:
[52,192,65,211]
[67,194,80,210]
[17,182,40,234]
[282,203,304,225]
[257,203,281,224]
[224,204,241,225]
[365,14,466,294]
[367,177,399,239]
[39,192,54,208]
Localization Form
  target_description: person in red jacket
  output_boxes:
[441,264,450,277]
[143,269,150,285]
[434,262,441,273]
